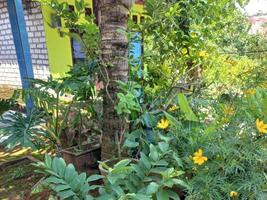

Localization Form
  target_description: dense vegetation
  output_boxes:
[0,0,266,199]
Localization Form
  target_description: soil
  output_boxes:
[0,159,50,200]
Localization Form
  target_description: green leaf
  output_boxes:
[58,189,76,199]
[64,164,78,183]
[114,159,131,168]
[156,189,169,200]
[147,182,160,195]
[140,152,151,170]
[54,184,71,192]
[149,144,159,161]
[45,177,66,184]
[134,194,152,200]
[132,164,145,179]
[172,179,190,190]
[164,112,181,129]
[124,180,137,193]
[57,158,67,177]
[158,142,169,152]
[166,189,180,200]
[45,154,52,168]
[124,139,139,148]
[87,174,104,182]
[177,93,198,122]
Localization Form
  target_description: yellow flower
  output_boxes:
[230,191,238,198]
[243,89,256,96]
[256,119,267,134]
[181,48,188,55]
[190,32,197,38]
[193,149,208,165]
[198,51,208,58]
[168,105,178,112]
[157,119,170,129]
[223,105,235,116]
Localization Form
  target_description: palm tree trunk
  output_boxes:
[99,0,133,160]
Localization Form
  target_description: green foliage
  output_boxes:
[177,93,198,122]
[99,138,188,200]
[0,111,46,150]
[34,154,103,200]
[0,90,20,116]
[159,88,267,200]
[9,167,25,180]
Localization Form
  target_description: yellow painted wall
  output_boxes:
[131,2,145,24]
[41,0,93,77]
[41,0,144,77]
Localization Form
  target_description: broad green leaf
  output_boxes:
[158,142,169,152]
[149,144,159,161]
[87,174,104,182]
[140,152,151,170]
[164,112,181,129]
[45,177,66,184]
[57,157,67,177]
[58,189,76,199]
[172,179,190,190]
[156,189,169,200]
[166,189,180,200]
[147,182,160,195]
[132,164,145,179]
[177,93,198,122]
[64,164,78,183]
[45,154,52,168]
[114,159,131,168]
[54,184,71,192]
[124,139,139,148]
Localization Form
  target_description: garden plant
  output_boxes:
[0,0,267,199]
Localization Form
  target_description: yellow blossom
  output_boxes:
[198,51,208,58]
[190,32,197,38]
[256,119,267,134]
[181,48,188,55]
[193,149,208,165]
[157,119,170,129]
[230,191,238,198]
[223,105,235,116]
[243,89,256,96]
[168,105,179,112]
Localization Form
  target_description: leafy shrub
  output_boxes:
[34,154,103,200]
[0,111,46,150]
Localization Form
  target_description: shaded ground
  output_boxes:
[0,157,50,200]
[0,147,50,200]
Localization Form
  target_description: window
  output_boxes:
[85,7,92,16]
[140,16,145,24]
[132,15,138,24]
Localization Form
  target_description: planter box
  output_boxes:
[62,145,101,175]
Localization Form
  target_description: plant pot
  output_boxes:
[62,145,101,175]
[98,158,138,176]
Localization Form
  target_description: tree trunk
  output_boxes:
[99,0,133,160]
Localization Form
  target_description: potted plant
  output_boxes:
[60,102,102,174]
[21,75,102,174]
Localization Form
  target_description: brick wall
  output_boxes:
[0,0,50,88]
